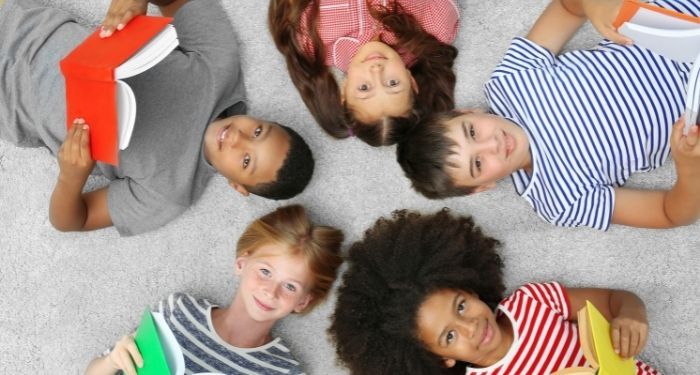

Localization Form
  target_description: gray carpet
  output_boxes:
[0,0,698,374]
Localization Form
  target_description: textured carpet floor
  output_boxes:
[0,0,698,374]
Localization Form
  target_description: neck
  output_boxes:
[490,313,515,365]
[211,294,275,348]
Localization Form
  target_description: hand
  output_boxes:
[610,312,648,358]
[105,335,144,375]
[578,0,633,45]
[670,117,700,177]
[100,0,149,38]
[57,119,96,186]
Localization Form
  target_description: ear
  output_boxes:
[234,255,248,276]
[442,358,457,368]
[410,74,419,94]
[339,78,347,104]
[473,182,497,194]
[229,180,250,196]
[293,294,313,313]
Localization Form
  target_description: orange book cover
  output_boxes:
[60,16,173,166]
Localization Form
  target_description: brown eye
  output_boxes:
[243,154,251,169]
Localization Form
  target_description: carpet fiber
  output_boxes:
[0,0,698,373]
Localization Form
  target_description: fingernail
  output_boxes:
[83,124,89,130]
[117,23,124,30]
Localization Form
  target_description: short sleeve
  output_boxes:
[415,0,460,45]
[516,282,572,319]
[552,185,615,231]
[489,37,557,81]
[107,177,187,236]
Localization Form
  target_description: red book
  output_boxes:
[60,16,177,165]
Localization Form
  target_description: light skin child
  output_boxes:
[417,287,648,368]
[341,40,419,124]
[441,0,700,229]
[85,244,314,375]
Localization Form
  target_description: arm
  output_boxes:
[49,120,113,232]
[85,336,143,375]
[100,0,188,38]
[526,0,631,55]
[567,287,648,359]
[612,119,700,228]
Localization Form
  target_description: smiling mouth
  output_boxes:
[254,297,273,312]
[503,131,514,158]
[218,125,230,150]
[480,319,493,347]
[363,53,386,63]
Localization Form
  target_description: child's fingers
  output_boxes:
[125,338,144,368]
[637,324,649,356]
[618,324,631,358]
[611,323,621,355]
[79,124,91,160]
[627,329,640,358]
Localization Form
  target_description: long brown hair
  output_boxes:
[269,0,458,146]
[236,204,344,312]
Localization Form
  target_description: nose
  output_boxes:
[456,316,478,338]
[261,281,279,299]
[369,62,384,73]
[476,135,499,155]
[228,128,250,148]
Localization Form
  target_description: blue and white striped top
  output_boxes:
[484,0,699,230]
[155,293,305,375]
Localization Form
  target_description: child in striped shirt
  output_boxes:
[397,0,700,230]
[330,209,659,375]
[86,205,344,375]
[268,0,459,146]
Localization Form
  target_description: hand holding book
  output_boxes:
[100,0,149,38]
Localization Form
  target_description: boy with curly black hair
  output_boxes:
[329,209,658,374]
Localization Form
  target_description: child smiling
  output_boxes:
[330,209,659,374]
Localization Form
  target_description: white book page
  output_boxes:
[115,80,136,150]
[685,52,700,135]
[115,25,178,79]
[628,6,700,29]
[618,23,700,63]
[151,312,185,375]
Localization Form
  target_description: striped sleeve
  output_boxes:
[516,282,571,320]
[553,185,615,230]
[490,37,556,79]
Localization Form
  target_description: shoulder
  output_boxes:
[154,292,213,318]
[503,282,571,316]
[401,0,460,44]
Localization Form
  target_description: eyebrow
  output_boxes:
[462,122,475,179]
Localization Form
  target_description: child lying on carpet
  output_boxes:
[86,204,344,374]
[330,209,659,374]
[397,0,700,230]
[0,0,314,236]
[267,0,459,146]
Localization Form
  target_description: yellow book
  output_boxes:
[553,301,636,375]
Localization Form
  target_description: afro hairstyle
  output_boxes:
[329,209,505,375]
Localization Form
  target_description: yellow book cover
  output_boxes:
[584,301,636,375]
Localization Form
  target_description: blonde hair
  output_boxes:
[236,205,344,312]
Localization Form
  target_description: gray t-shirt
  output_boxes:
[0,0,245,236]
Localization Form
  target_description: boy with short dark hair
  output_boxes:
[398,0,700,230]
[0,0,315,236]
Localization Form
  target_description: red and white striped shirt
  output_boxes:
[466,282,659,375]
[298,0,460,72]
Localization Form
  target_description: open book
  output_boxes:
[60,16,178,165]
[134,310,184,375]
[552,301,636,375]
[613,0,700,135]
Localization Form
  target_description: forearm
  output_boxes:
[85,356,118,375]
[526,0,587,55]
[154,0,188,17]
[49,175,89,232]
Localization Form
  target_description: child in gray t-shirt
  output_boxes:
[0,0,315,236]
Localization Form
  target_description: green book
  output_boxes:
[134,309,184,375]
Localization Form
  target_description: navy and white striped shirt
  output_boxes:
[155,293,305,375]
[484,0,699,230]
